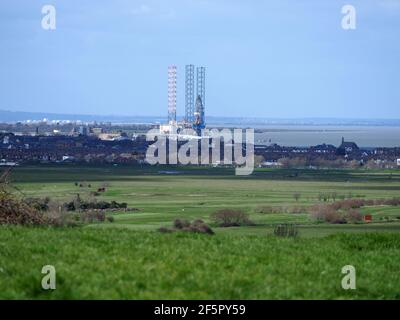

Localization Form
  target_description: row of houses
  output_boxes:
[1,133,399,168]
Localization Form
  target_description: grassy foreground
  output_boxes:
[2,165,400,299]
[1,226,400,300]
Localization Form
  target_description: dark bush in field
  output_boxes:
[256,205,306,214]
[158,226,173,233]
[80,210,106,223]
[274,224,299,237]
[0,169,46,225]
[23,197,50,212]
[173,219,191,229]
[255,206,279,214]
[310,196,400,224]
[0,188,80,227]
[309,204,346,224]
[44,211,79,227]
[345,209,363,223]
[324,211,346,224]
[64,198,128,211]
[0,192,47,225]
[383,197,400,206]
[328,197,400,211]
[210,209,253,227]
[188,219,214,235]
[47,210,116,226]
[159,219,214,235]
[0,171,111,227]
[289,206,307,214]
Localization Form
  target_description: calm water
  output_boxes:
[251,126,400,148]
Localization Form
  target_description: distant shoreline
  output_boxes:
[1,109,400,127]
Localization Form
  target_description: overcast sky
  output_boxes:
[0,0,399,118]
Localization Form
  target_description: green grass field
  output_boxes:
[1,165,400,299]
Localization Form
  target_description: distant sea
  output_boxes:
[250,125,400,148]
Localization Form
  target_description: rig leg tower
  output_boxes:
[185,65,195,126]
[193,66,206,135]
[167,65,177,125]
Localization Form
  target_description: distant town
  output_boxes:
[1,120,399,169]
[1,64,400,169]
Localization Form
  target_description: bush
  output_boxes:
[80,210,106,223]
[255,205,306,214]
[23,197,50,212]
[63,198,129,211]
[309,204,346,224]
[210,209,253,227]
[326,211,346,224]
[345,209,363,223]
[310,196,400,224]
[159,219,214,235]
[274,224,299,237]
[0,175,110,227]
[44,211,79,227]
[173,219,191,229]
[189,219,214,235]
[1,180,77,227]
[289,206,306,214]
[255,206,279,214]
[158,226,173,233]
[384,198,400,206]
[0,191,47,225]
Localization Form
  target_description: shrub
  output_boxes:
[0,190,47,225]
[274,224,299,237]
[345,209,363,223]
[255,206,277,214]
[44,211,78,227]
[0,173,109,227]
[289,206,306,214]
[384,198,400,206]
[190,219,214,235]
[80,210,106,223]
[256,205,306,214]
[158,226,173,233]
[63,198,129,211]
[173,219,191,229]
[0,170,47,225]
[110,201,128,209]
[210,209,253,227]
[309,204,346,224]
[23,197,50,212]
[324,211,346,224]
[159,219,214,235]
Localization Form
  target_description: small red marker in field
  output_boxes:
[364,214,372,222]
